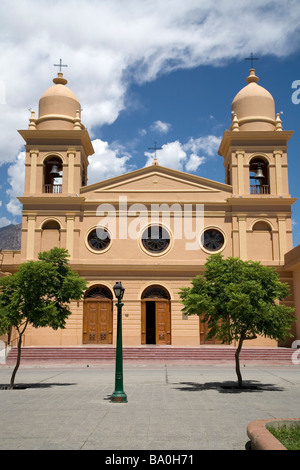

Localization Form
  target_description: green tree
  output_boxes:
[0,248,87,389]
[179,254,295,388]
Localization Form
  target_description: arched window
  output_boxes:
[42,220,61,230]
[40,220,61,251]
[85,285,113,299]
[252,221,272,231]
[226,165,231,185]
[141,285,170,300]
[249,157,269,194]
[249,221,273,261]
[43,156,63,193]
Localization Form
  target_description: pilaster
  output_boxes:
[238,215,247,260]
[26,213,36,260]
[278,216,287,263]
[67,148,76,194]
[274,150,283,195]
[236,150,245,195]
[29,150,39,194]
[66,213,75,259]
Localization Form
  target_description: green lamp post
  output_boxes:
[111,281,128,403]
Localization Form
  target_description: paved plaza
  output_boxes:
[0,362,299,451]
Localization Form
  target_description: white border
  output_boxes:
[199,226,226,254]
[138,223,173,257]
[85,226,112,254]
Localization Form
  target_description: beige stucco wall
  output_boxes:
[20,275,277,348]
[1,69,297,349]
[21,277,202,347]
[1,159,297,348]
[1,159,296,348]
[284,246,300,342]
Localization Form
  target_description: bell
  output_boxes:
[50,164,60,178]
[255,164,264,180]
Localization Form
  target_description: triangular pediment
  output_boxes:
[81,164,231,195]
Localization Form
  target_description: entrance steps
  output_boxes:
[4,346,298,365]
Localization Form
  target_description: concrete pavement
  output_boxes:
[0,362,299,450]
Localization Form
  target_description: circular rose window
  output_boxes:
[201,229,224,252]
[87,228,111,252]
[141,225,170,254]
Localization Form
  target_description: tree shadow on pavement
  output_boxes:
[173,381,284,393]
[0,382,76,390]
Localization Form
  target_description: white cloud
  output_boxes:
[3,135,217,208]
[150,120,172,134]
[0,217,12,228]
[6,151,25,216]
[144,134,220,172]
[145,141,186,171]
[3,141,133,206]
[183,135,221,156]
[0,0,300,166]
[87,139,134,184]
[185,154,206,172]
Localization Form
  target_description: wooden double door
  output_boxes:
[141,300,171,345]
[199,315,223,345]
[83,299,113,344]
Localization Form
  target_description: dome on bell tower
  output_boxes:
[36,73,82,130]
[231,69,275,131]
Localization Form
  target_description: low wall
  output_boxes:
[247,419,300,450]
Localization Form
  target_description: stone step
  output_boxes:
[5,346,296,364]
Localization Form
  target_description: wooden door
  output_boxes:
[141,300,171,345]
[83,301,98,344]
[141,301,146,345]
[156,300,171,345]
[83,300,113,344]
[199,315,223,344]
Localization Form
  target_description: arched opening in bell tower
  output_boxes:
[249,157,270,194]
[43,156,63,193]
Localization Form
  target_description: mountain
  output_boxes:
[0,224,22,250]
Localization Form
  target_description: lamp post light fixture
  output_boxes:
[110,281,128,403]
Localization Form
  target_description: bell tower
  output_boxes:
[18,70,94,261]
[218,67,296,263]
[219,68,293,198]
[20,71,93,197]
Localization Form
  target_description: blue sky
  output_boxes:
[1,1,300,246]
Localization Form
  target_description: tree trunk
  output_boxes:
[9,332,22,390]
[235,335,244,389]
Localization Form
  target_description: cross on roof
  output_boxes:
[53,59,68,73]
[245,52,259,69]
[148,141,162,159]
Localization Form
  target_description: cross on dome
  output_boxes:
[53,59,68,73]
[244,52,259,69]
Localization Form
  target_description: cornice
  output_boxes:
[218,130,294,157]
[18,129,94,156]
[80,164,232,194]
[227,197,297,206]
[18,196,86,205]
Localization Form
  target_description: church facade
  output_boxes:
[1,67,299,348]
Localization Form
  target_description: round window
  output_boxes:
[201,229,224,252]
[87,228,111,252]
[141,225,170,254]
